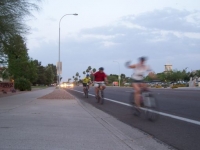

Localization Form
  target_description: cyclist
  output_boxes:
[91,67,108,99]
[126,57,154,109]
[82,74,92,93]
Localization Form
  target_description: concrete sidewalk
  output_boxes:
[0,87,173,150]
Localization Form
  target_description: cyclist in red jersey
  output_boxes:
[91,67,108,98]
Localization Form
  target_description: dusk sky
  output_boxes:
[26,0,200,81]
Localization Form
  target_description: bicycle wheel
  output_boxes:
[129,92,134,105]
[85,88,88,98]
[83,87,88,98]
[142,92,158,121]
[100,90,104,104]
[95,94,100,103]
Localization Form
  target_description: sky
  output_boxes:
[26,0,200,81]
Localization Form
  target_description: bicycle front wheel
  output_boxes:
[85,88,88,98]
[100,90,104,104]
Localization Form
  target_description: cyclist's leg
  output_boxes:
[94,83,100,97]
[100,83,106,90]
[132,83,141,107]
[83,83,86,92]
[98,83,105,98]
[141,82,148,91]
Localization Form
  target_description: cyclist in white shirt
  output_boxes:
[126,57,153,109]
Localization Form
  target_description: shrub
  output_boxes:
[171,85,178,89]
[171,84,186,89]
[14,77,32,91]
[155,85,162,88]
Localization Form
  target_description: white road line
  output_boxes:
[70,89,200,126]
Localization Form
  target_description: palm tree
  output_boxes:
[92,68,96,73]
[86,69,89,74]
[76,72,79,79]
[83,71,86,77]
[87,66,92,72]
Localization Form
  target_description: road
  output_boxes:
[66,86,200,150]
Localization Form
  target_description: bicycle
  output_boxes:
[95,82,105,105]
[129,86,159,121]
[83,83,89,98]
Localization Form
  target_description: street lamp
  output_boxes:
[113,61,121,87]
[58,13,78,88]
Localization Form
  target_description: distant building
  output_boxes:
[164,64,172,72]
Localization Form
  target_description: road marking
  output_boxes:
[70,89,200,126]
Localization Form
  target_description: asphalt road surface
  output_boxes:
[66,86,200,150]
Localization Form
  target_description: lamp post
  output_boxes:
[113,61,121,87]
[58,13,78,88]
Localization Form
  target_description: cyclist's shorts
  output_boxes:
[132,79,144,83]
[83,83,88,87]
[94,82,106,88]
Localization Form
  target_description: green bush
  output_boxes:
[171,85,178,89]
[14,77,32,91]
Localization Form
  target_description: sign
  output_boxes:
[0,82,14,93]
[57,62,62,74]
[118,76,121,80]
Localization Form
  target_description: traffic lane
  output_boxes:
[154,94,200,121]
[73,86,133,103]
[66,89,200,150]
[72,86,200,121]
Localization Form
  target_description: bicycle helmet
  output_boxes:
[86,74,89,77]
[99,67,104,71]
[139,56,147,62]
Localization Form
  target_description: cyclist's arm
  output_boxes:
[104,73,108,83]
[128,64,136,68]
[146,66,157,79]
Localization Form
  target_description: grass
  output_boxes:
[31,85,48,89]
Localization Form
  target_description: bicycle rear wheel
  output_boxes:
[142,92,159,121]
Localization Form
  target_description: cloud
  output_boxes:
[28,8,200,81]
[123,8,200,33]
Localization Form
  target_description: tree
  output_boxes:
[0,0,40,37]
[0,0,40,66]
[47,64,57,83]
[87,66,92,72]
[25,59,38,83]
[92,68,96,73]
[196,70,200,77]
[4,35,33,81]
[83,71,86,77]
[107,74,118,84]
[75,72,79,79]
[44,65,54,86]
[32,60,46,85]
[0,67,9,81]
[86,69,89,74]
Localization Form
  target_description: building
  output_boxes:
[164,64,172,72]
